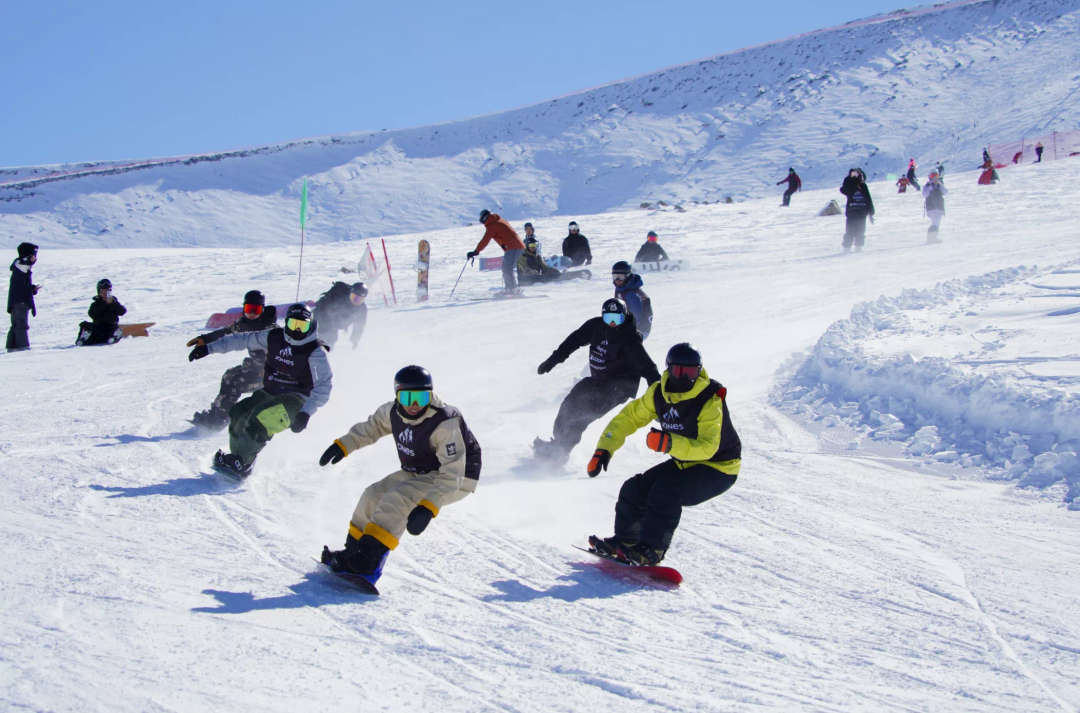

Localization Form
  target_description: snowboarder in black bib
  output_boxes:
[906,159,920,190]
[189,303,333,479]
[7,242,39,352]
[313,281,368,349]
[187,290,279,430]
[76,279,127,346]
[533,298,661,463]
[588,343,741,565]
[612,261,653,340]
[633,231,669,263]
[777,168,801,207]
[562,221,593,267]
[839,168,875,253]
[318,365,481,586]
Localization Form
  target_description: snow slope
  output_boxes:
[3,159,1080,711]
[4,0,1080,249]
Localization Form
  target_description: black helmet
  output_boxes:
[666,342,702,367]
[612,261,633,286]
[394,365,433,392]
[479,209,491,224]
[646,231,658,240]
[524,235,539,250]
[284,303,315,341]
[17,242,38,259]
[602,298,626,315]
[524,222,534,229]
[243,290,265,306]
[350,282,369,297]
[97,279,112,291]
[789,167,795,173]
[568,221,579,229]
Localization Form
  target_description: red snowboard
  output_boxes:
[573,545,683,586]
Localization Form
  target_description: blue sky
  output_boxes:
[2,0,912,167]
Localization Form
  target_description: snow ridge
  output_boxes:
[774,266,1080,508]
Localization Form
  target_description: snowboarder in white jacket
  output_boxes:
[922,172,948,244]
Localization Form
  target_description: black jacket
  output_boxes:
[840,176,875,217]
[88,296,127,326]
[8,259,36,315]
[562,233,593,267]
[634,241,669,263]
[201,305,278,356]
[547,315,660,384]
[314,282,368,346]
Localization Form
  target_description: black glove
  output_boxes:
[319,441,346,466]
[587,449,611,477]
[537,358,556,375]
[467,251,479,259]
[290,411,310,433]
[407,504,436,536]
[188,344,210,361]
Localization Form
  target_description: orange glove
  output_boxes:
[646,428,672,454]
[587,449,611,477]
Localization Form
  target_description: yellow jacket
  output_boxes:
[596,368,741,475]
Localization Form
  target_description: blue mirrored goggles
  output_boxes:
[603,312,625,325]
[397,390,431,408]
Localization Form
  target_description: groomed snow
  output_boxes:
[3,158,1080,711]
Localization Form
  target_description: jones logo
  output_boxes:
[398,428,413,445]
[663,407,680,422]
[446,443,457,456]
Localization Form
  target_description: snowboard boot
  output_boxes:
[854,245,862,253]
[577,270,592,281]
[192,409,229,431]
[617,542,666,567]
[322,534,389,582]
[213,450,253,479]
[76,325,92,346]
[106,327,124,345]
[588,535,634,561]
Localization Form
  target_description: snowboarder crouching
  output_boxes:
[189,303,332,479]
[612,261,653,340]
[533,298,660,463]
[468,210,526,295]
[633,231,669,263]
[76,279,127,346]
[839,168,875,253]
[188,290,278,429]
[313,281,368,349]
[7,242,39,352]
[319,365,481,586]
[922,172,948,244]
[588,343,741,566]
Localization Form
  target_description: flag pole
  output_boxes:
[295,179,308,302]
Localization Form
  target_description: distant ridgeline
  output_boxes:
[2,0,1079,248]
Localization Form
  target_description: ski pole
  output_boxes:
[449,257,472,300]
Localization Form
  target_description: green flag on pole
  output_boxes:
[300,179,308,228]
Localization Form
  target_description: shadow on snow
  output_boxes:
[481,563,650,603]
[89,473,234,498]
[192,573,374,613]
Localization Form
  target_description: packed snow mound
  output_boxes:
[774,264,1080,507]
[3,0,1080,248]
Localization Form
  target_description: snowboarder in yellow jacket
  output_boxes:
[587,343,741,566]
[318,365,481,586]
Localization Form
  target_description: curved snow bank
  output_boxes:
[774,266,1080,508]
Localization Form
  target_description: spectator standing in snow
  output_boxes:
[922,172,948,244]
[935,161,945,178]
[468,210,526,294]
[896,176,910,194]
[906,160,920,190]
[634,231,669,263]
[777,168,801,207]
[839,168,874,253]
[1035,142,1044,163]
[562,222,593,267]
[76,279,127,346]
[6,242,39,352]
[983,148,991,164]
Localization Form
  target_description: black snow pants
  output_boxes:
[6,302,30,352]
[76,321,121,346]
[209,356,266,416]
[614,460,737,550]
[782,188,796,206]
[842,213,869,249]
[552,376,639,455]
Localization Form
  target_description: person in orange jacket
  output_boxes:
[468,209,527,294]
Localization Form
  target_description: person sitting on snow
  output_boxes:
[634,231,669,263]
[76,279,127,346]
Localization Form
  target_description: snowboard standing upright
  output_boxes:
[416,240,430,302]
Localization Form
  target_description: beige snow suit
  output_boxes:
[335,394,476,551]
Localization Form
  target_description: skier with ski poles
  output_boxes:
[467,209,526,296]
[533,298,660,463]
[587,343,741,566]
[318,365,481,588]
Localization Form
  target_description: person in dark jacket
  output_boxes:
[189,303,333,479]
[777,168,801,206]
[76,279,127,346]
[313,281,368,349]
[188,290,279,429]
[633,231,669,263]
[562,222,593,267]
[839,168,875,253]
[906,159,920,190]
[6,242,39,352]
[586,343,740,566]
[1035,142,1044,163]
[533,298,661,463]
[612,261,653,340]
